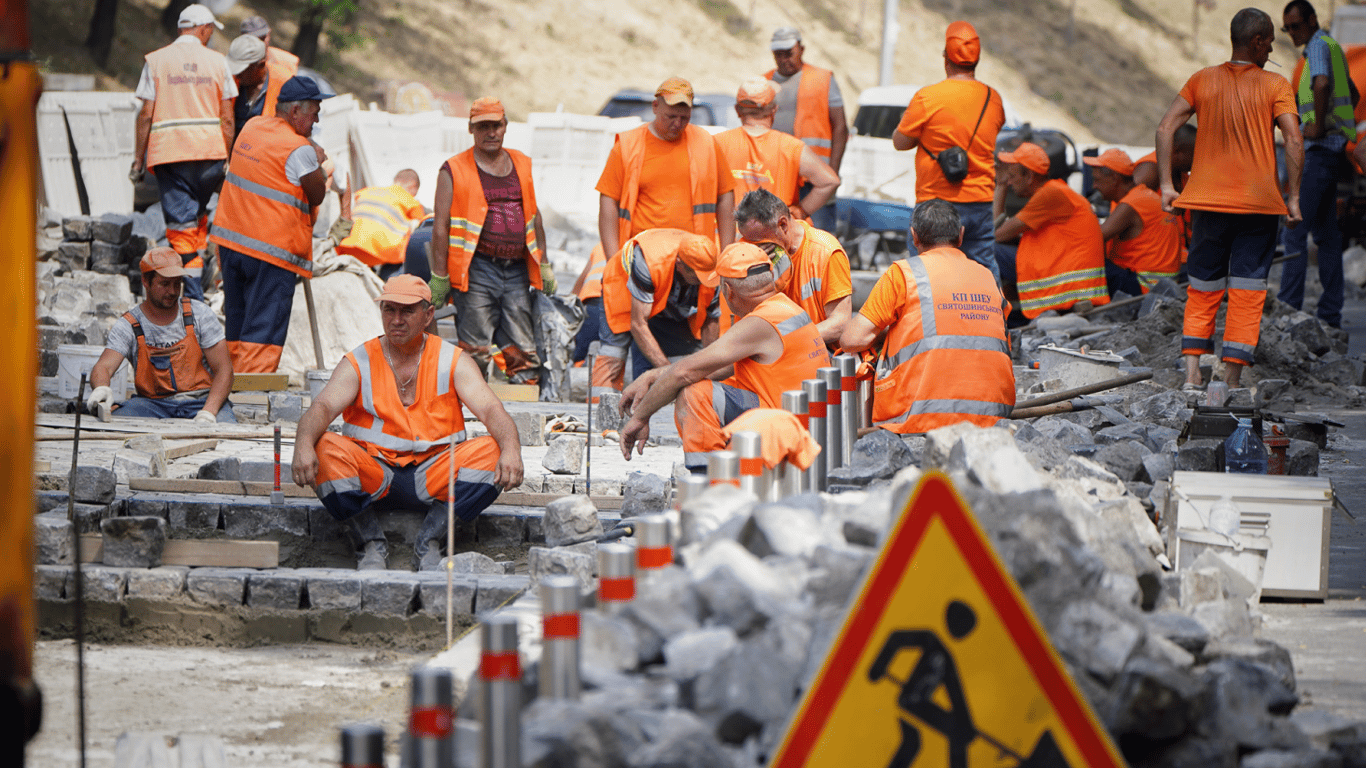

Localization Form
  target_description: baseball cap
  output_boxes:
[702,242,772,288]
[770,26,802,51]
[655,77,694,107]
[241,15,270,38]
[141,247,189,278]
[945,21,980,65]
[376,274,432,305]
[277,75,335,103]
[469,97,505,124]
[736,77,779,108]
[1082,148,1136,176]
[677,234,719,274]
[177,3,223,29]
[998,142,1051,175]
[226,35,267,75]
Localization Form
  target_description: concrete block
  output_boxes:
[1287,439,1319,476]
[418,576,478,618]
[543,495,601,547]
[541,436,584,475]
[361,573,419,616]
[304,569,363,611]
[447,551,505,575]
[100,516,166,567]
[113,449,166,483]
[186,567,248,607]
[248,570,305,610]
[596,391,624,431]
[72,503,114,534]
[528,545,595,590]
[222,502,309,539]
[477,511,525,545]
[62,215,96,241]
[35,513,74,565]
[475,574,529,613]
[197,457,241,480]
[92,213,134,244]
[268,392,304,423]
[76,564,129,602]
[36,491,69,514]
[36,565,71,600]
[70,465,116,504]
[125,566,188,600]
[510,411,546,446]
[1176,438,1221,472]
[543,475,574,495]
[124,496,170,521]
[89,240,125,269]
[56,241,90,272]
[621,471,670,517]
[167,497,224,532]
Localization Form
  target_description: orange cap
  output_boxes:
[469,97,505,124]
[945,21,980,65]
[375,274,432,305]
[1082,148,1135,176]
[736,77,778,108]
[702,242,771,287]
[655,77,694,107]
[140,247,188,278]
[677,234,719,274]
[999,142,1051,175]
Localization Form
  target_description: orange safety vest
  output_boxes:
[266,46,299,76]
[209,116,315,277]
[1016,179,1109,318]
[443,148,542,293]
[144,38,229,168]
[341,335,468,466]
[1109,185,1183,292]
[612,123,722,247]
[871,251,1015,432]
[766,64,835,160]
[719,220,838,334]
[602,229,717,339]
[125,298,215,399]
[578,244,606,302]
[336,184,425,266]
[260,61,291,118]
[729,293,831,409]
[713,126,804,206]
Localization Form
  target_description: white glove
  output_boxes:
[85,386,113,414]
[192,409,217,425]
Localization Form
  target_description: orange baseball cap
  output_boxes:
[656,77,694,107]
[140,247,188,277]
[677,234,718,274]
[945,21,981,65]
[1083,148,1136,176]
[702,242,771,287]
[376,274,432,305]
[469,97,505,124]
[999,142,1051,175]
[736,77,779,108]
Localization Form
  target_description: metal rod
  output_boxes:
[673,474,709,511]
[732,430,768,499]
[836,355,859,464]
[339,723,384,768]
[597,542,635,611]
[1011,370,1154,411]
[67,373,88,768]
[539,576,581,701]
[801,379,828,492]
[707,450,739,488]
[270,424,284,505]
[406,666,454,768]
[777,461,804,498]
[446,435,456,648]
[818,367,844,475]
[585,350,595,497]
[878,0,899,86]
[479,616,522,768]
[859,373,873,430]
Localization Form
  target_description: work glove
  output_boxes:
[192,409,217,425]
[429,274,451,307]
[540,262,558,295]
[329,216,353,244]
[86,386,113,414]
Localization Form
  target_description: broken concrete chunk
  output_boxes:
[596,391,624,432]
[447,551,505,575]
[528,545,594,590]
[621,471,670,517]
[100,516,166,568]
[541,435,584,475]
[510,411,546,447]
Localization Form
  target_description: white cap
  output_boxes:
[178,3,224,29]
[770,26,802,51]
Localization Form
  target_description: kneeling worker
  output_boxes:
[841,200,1014,432]
[1085,148,1183,295]
[86,248,236,423]
[291,275,524,571]
[619,243,831,470]
[335,169,426,281]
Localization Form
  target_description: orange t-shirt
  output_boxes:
[596,130,735,238]
[858,260,908,330]
[713,127,804,206]
[1173,62,1296,215]
[895,78,1006,204]
[1109,185,1183,279]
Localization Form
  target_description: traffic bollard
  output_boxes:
[479,616,521,768]
[635,514,672,576]
[597,542,635,611]
[859,368,874,430]
[404,666,453,768]
[818,367,844,476]
[673,474,709,510]
[836,355,859,463]
[539,575,581,701]
[732,430,773,500]
[708,450,740,487]
[801,379,828,492]
[340,723,384,768]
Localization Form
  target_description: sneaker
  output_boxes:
[357,540,388,571]
[417,540,443,572]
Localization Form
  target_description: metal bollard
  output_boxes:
[635,514,672,576]
[479,616,521,768]
[339,723,384,768]
[673,474,709,510]
[801,379,828,492]
[818,367,844,475]
[708,450,740,488]
[539,575,581,701]
[732,430,773,500]
[859,372,874,430]
[405,667,453,768]
[597,542,635,611]
[836,355,859,462]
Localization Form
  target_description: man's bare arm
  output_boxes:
[1099,203,1141,242]
[816,295,852,346]
[798,146,840,215]
[201,340,235,416]
[454,353,524,489]
[892,129,917,152]
[630,299,670,368]
[995,216,1029,243]
[431,166,455,278]
[291,362,361,487]
[1155,95,1195,211]
[840,312,880,353]
[598,194,621,260]
[219,97,235,152]
[828,103,849,174]
[132,100,154,176]
[1305,74,1331,140]
[716,190,736,250]
[1278,111,1305,228]
[89,349,125,390]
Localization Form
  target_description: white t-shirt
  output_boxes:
[285,144,321,186]
[135,35,238,102]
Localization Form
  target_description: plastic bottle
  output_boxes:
[1224,417,1268,474]
[1208,494,1241,538]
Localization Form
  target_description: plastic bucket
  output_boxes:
[305,368,331,401]
[58,344,128,402]
[1177,528,1272,603]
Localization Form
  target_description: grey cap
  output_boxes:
[241,15,270,38]
[226,34,267,75]
[770,26,802,51]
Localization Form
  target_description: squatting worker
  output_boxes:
[993,142,1108,320]
[591,230,720,393]
[1156,7,1303,390]
[240,15,299,76]
[86,248,236,424]
[291,275,524,572]
[336,169,425,280]
[619,243,830,471]
[767,26,849,231]
[430,97,551,385]
[209,75,332,373]
[596,77,736,262]
[131,3,237,301]
[840,200,1013,433]
[714,78,840,220]
[1085,148,1184,295]
[893,20,1008,284]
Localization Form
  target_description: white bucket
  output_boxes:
[306,368,331,401]
[1176,528,1272,603]
[57,344,128,402]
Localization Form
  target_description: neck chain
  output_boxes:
[382,339,417,394]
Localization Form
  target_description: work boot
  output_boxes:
[357,540,388,571]
[417,540,444,572]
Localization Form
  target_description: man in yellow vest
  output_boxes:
[768,26,849,231]
[336,169,426,280]
[132,3,237,302]
[241,15,299,76]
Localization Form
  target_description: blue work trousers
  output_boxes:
[1279,146,1347,327]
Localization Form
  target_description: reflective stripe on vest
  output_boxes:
[766,64,835,159]
[208,116,314,277]
[341,337,468,456]
[731,293,830,409]
[1297,33,1357,142]
[1017,267,1107,312]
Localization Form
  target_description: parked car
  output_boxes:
[597,89,740,129]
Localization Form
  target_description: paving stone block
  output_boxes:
[76,564,129,602]
[418,576,478,618]
[101,516,166,568]
[526,512,546,543]
[510,411,546,446]
[543,475,574,496]
[361,573,419,616]
[268,392,304,423]
[248,570,305,610]
[70,465,116,504]
[541,436,584,474]
[477,511,525,545]
[303,569,364,610]
[197,457,241,480]
[167,496,224,532]
[35,491,69,514]
[186,567,248,607]
[62,215,96,241]
[35,513,74,565]
[92,213,134,244]
[125,566,188,600]
[36,565,72,600]
[123,496,170,521]
[72,503,115,534]
[222,502,309,539]
[475,574,530,613]
[528,545,595,590]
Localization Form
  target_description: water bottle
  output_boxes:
[1224,417,1268,474]
[1208,494,1241,538]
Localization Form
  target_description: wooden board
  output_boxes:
[489,383,540,402]
[496,491,623,510]
[231,373,290,392]
[164,440,218,460]
[129,477,314,498]
[80,536,279,568]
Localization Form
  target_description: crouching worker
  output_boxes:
[291,275,524,571]
[86,247,236,423]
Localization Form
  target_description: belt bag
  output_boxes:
[929,85,994,185]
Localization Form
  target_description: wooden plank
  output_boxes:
[496,491,623,510]
[489,383,539,402]
[34,460,51,473]
[232,373,290,392]
[128,477,314,498]
[81,535,279,568]
[164,440,218,460]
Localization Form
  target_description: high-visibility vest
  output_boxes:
[578,244,606,302]
[442,148,542,292]
[729,293,831,409]
[713,126,804,206]
[602,228,717,339]
[718,221,836,334]
[766,64,835,160]
[1015,180,1109,318]
[336,184,425,266]
[1297,32,1357,142]
[871,251,1015,432]
[612,123,721,247]
[341,335,468,466]
[209,116,315,277]
[1109,186,1183,291]
[124,298,215,399]
[144,38,229,168]
[267,47,299,76]
[261,61,290,118]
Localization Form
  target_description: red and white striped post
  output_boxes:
[732,430,773,500]
[837,354,859,463]
[597,542,635,611]
[635,515,672,580]
[818,367,845,474]
[801,379,827,492]
[478,616,521,768]
[539,575,581,701]
[404,666,453,767]
[707,450,740,488]
[339,723,384,768]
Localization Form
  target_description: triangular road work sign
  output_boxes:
[770,471,1128,768]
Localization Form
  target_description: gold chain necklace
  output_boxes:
[382,339,417,394]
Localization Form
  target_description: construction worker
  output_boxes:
[226,34,284,138]
[993,142,1108,320]
[210,75,331,373]
[734,189,852,347]
[131,3,237,302]
[241,15,299,76]
[840,200,1014,434]
[1157,7,1303,390]
[291,275,523,571]
[1085,149,1184,295]
[893,21,1008,284]
[430,97,551,385]
[1133,125,1196,194]
[336,169,426,280]
[571,244,607,364]
[1279,0,1355,328]
[714,77,840,219]
[591,230,719,392]
[619,243,830,471]
[767,26,848,231]
[596,77,736,261]
[85,248,236,423]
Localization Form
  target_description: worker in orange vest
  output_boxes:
[767,26,849,231]
[210,75,331,373]
[1085,149,1184,295]
[292,275,524,571]
[619,243,830,471]
[571,244,607,364]
[336,169,426,280]
[240,15,299,76]
[227,34,288,143]
[841,200,1014,433]
[714,78,839,220]
[131,3,237,302]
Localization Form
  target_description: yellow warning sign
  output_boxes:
[769,471,1127,768]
